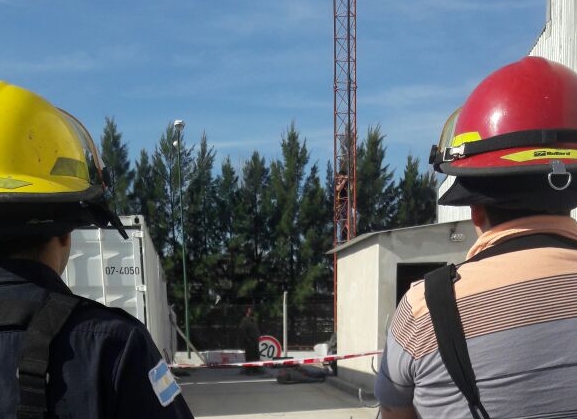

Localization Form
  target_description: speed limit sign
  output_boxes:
[258,335,282,360]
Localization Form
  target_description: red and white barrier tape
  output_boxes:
[170,350,383,369]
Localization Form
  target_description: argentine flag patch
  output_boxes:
[148,360,182,407]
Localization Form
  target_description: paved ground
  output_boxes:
[177,366,379,419]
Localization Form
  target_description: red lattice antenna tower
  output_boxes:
[333,0,357,329]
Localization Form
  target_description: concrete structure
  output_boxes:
[328,220,476,392]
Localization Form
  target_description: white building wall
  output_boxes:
[530,0,577,70]
[336,233,381,391]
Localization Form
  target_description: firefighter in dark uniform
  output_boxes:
[0,81,195,418]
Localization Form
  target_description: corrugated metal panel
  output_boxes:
[62,215,177,361]
[64,227,145,320]
[530,0,577,71]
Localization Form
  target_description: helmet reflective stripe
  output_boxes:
[452,132,482,148]
[0,178,32,189]
[50,157,89,181]
[502,149,577,162]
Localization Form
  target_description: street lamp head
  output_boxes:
[174,119,185,132]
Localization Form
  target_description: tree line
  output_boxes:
[97,117,438,347]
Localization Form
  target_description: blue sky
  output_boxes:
[1,0,545,178]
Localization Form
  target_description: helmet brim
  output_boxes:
[439,174,577,212]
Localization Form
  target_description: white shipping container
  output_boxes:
[62,215,177,363]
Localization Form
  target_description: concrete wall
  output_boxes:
[335,232,381,392]
[332,220,476,392]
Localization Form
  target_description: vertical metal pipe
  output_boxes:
[176,129,191,358]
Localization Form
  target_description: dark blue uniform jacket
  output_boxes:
[0,259,194,419]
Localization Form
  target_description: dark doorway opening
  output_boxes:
[396,263,446,304]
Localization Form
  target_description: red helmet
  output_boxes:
[431,57,577,210]
[431,57,577,183]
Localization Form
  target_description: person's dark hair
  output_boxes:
[484,206,570,227]
[0,235,53,261]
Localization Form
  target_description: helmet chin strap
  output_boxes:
[548,160,572,191]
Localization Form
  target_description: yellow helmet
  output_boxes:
[0,81,127,239]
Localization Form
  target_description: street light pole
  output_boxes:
[173,119,191,358]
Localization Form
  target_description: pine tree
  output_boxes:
[186,132,217,320]
[356,125,397,234]
[148,123,193,333]
[150,124,192,258]
[212,157,243,302]
[322,161,337,302]
[236,152,272,306]
[296,163,333,305]
[268,123,309,313]
[99,117,133,215]
[393,155,438,227]
[131,150,156,234]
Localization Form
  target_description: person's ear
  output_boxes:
[56,233,72,274]
[470,204,490,232]
[58,233,71,248]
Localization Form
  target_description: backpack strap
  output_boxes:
[17,292,82,419]
[425,265,490,419]
[424,233,577,419]
[0,301,40,329]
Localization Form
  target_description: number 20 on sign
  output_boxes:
[258,335,282,360]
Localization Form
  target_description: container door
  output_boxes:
[63,228,146,324]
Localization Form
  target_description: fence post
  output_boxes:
[283,291,288,357]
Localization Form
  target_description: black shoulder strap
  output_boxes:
[17,292,82,419]
[424,233,577,419]
[425,265,490,419]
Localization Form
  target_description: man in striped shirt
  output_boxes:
[375,57,577,418]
